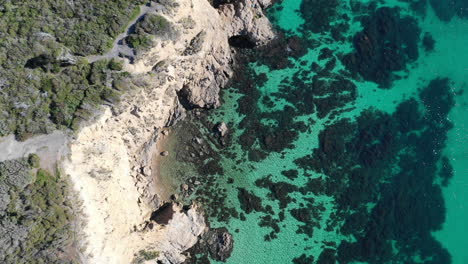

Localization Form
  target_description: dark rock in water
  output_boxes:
[237,188,264,214]
[318,47,334,60]
[286,36,308,58]
[317,248,337,264]
[150,202,174,225]
[290,207,311,223]
[182,227,234,263]
[292,254,315,264]
[206,227,234,261]
[198,159,224,175]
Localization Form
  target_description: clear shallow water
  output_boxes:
[162,1,468,263]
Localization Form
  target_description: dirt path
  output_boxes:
[86,4,161,63]
[0,131,69,171]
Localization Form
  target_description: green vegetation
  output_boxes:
[126,33,154,51]
[0,158,77,263]
[157,0,180,9]
[108,58,124,71]
[1,54,134,139]
[125,14,177,54]
[27,153,41,168]
[0,1,146,139]
[133,249,160,263]
[0,1,154,262]
[138,14,172,35]
[0,1,145,56]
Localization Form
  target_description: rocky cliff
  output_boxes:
[62,0,275,263]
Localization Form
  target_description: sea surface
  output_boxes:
[161,0,468,263]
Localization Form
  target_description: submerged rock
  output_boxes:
[216,122,228,137]
[206,227,234,261]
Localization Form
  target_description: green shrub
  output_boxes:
[133,249,160,263]
[140,250,160,260]
[137,14,172,36]
[108,58,124,71]
[28,154,41,168]
[0,0,145,139]
[0,159,76,263]
[126,33,153,51]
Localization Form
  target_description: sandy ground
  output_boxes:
[152,129,176,201]
[0,131,68,171]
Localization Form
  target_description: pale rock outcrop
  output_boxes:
[62,0,275,263]
[219,0,276,44]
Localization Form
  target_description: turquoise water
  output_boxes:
[164,1,468,263]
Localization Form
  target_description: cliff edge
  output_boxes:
[62,0,275,263]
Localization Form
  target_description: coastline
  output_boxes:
[1,0,465,263]
[157,1,468,263]
[60,0,276,263]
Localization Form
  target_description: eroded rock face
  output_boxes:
[182,227,234,263]
[218,0,275,45]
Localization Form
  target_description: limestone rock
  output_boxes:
[218,0,275,45]
[216,122,228,137]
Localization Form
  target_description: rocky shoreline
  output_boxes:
[61,0,276,263]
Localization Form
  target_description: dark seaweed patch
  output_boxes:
[423,32,436,52]
[237,188,265,214]
[439,156,454,187]
[342,7,421,88]
[299,0,339,33]
[255,176,299,209]
[429,0,468,22]
[293,78,455,264]
[317,248,337,264]
[163,4,457,262]
[292,254,315,264]
[281,169,299,180]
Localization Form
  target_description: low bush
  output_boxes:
[0,158,76,263]
[0,1,144,139]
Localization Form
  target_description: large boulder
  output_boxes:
[206,227,234,261]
